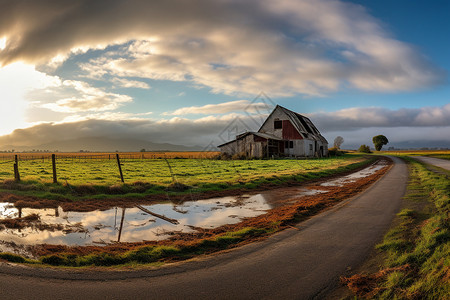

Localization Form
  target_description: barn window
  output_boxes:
[309,144,313,150]
[285,141,294,148]
[274,120,282,129]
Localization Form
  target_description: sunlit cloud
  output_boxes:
[111,77,150,89]
[0,37,6,50]
[0,0,447,149]
[0,62,60,135]
[37,80,133,112]
[60,111,153,123]
[164,100,270,115]
[0,0,445,97]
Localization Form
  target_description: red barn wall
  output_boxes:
[282,120,303,140]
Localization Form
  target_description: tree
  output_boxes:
[358,144,371,153]
[372,135,389,151]
[333,136,344,149]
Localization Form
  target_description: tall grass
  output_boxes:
[373,158,449,299]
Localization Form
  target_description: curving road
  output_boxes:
[0,157,408,300]
[413,156,450,171]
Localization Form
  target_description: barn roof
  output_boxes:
[258,105,328,144]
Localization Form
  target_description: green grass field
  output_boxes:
[0,154,371,199]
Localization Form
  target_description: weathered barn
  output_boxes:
[218,105,328,158]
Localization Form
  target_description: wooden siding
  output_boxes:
[282,120,303,140]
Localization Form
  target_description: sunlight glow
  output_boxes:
[0,62,61,135]
[0,37,6,50]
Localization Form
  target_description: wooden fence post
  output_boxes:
[116,153,124,183]
[14,155,20,181]
[52,154,57,183]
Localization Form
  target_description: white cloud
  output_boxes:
[38,80,133,112]
[165,100,272,115]
[60,111,153,123]
[0,0,444,97]
[111,78,150,89]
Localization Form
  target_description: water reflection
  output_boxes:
[0,194,272,247]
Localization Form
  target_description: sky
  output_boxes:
[0,0,449,150]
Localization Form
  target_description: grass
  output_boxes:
[0,154,371,199]
[0,227,272,267]
[344,157,449,299]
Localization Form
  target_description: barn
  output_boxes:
[218,105,328,158]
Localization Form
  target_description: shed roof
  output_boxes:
[218,131,282,148]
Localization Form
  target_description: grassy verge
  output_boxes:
[342,157,449,299]
[0,227,273,267]
[0,155,373,201]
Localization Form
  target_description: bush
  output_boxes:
[216,152,231,160]
[328,147,343,156]
[231,152,247,160]
[358,144,372,153]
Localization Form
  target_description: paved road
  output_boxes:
[0,157,408,300]
[413,156,450,171]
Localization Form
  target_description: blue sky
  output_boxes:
[0,0,449,149]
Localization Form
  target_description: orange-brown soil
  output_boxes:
[340,264,413,298]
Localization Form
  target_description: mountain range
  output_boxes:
[0,137,205,152]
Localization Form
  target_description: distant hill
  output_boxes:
[0,137,204,152]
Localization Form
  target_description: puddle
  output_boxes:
[297,188,328,196]
[0,195,271,250]
[320,161,388,187]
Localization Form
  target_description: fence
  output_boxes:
[0,152,220,185]
[0,152,349,191]
[0,151,220,161]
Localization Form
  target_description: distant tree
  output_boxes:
[333,136,344,149]
[372,135,389,151]
[358,144,372,153]
[140,148,146,152]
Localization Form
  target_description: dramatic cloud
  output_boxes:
[35,80,133,112]
[1,104,449,150]
[165,100,273,115]
[0,115,258,148]
[308,104,450,131]
[0,0,445,97]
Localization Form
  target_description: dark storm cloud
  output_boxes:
[0,0,445,96]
